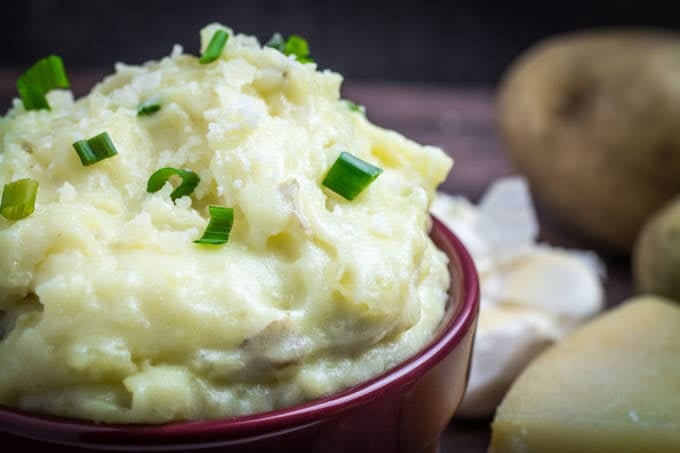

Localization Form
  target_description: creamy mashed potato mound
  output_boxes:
[0,24,452,423]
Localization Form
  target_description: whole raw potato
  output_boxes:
[634,195,680,303]
[497,30,680,253]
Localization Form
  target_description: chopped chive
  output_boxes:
[16,55,70,111]
[72,132,119,166]
[200,30,230,64]
[265,33,286,52]
[18,85,50,111]
[137,99,161,116]
[266,33,314,63]
[322,152,383,201]
[1,178,39,220]
[194,206,234,245]
[147,167,200,202]
[342,99,365,115]
[284,35,313,63]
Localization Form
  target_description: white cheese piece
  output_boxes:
[497,249,604,331]
[457,305,559,417]
[431,176,605,418]
[476,177,538,259]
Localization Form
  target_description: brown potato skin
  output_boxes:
[634,195,680,303]
[497,29,680,253]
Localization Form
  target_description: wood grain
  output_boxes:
[0,71,633,453]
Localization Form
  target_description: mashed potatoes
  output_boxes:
[0,24,452,423]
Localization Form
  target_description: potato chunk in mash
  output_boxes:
[0,24,452,423]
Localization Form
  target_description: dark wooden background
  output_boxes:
[0,72,633,451]
[4,1,680,85]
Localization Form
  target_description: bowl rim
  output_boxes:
[0,216,479,447]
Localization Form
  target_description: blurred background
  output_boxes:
[3,0,680,85]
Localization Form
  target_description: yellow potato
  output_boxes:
[497,30,680,253]
[634,195,680,302]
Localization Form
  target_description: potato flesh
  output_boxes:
[490,297,680,453]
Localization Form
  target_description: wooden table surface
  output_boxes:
[0,71,633,452]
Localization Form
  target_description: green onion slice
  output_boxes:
[16,55,70,111]
[266,33,314,63]
[342,99,365,114]
[72,132,119,166]
[146,167,200,202]
[322,152,383,201]
[200,30,230,64]
[284,35,313,62]
[1,178,39,220]
[265,33,286,52]
[194,206,234,245]
[137,99,161,116]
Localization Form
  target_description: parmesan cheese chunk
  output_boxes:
[431,178,604,417]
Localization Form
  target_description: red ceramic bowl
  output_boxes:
[0,217,479,453]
